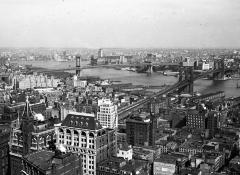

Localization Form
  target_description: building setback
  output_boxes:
[55,112,117,175]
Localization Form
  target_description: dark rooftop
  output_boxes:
[98,156,147,173]
[24,150,55,171]
[62,112,102,130]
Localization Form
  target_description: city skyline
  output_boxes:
[0,0,240,48]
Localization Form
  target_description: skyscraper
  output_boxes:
[97,99,118,129]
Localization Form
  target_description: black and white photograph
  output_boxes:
[0,0,240,175]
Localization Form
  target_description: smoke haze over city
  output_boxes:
[0,0,240,48]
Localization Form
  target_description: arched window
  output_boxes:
[66,129,71,135]
[59,128,64,133]
[89,133,94,138]
[74,130,79,136]
[81,131,86,137]
[75,121,78,126]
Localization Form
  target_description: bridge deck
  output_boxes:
[117,68,225,120]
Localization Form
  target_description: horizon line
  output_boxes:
[0,46,239,50]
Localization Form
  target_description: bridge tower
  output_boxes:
[178,66,194,94]
[145,62,153,74]
[76,55,81,76]
[213,58,225,80]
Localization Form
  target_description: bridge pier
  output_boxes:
[146,64,153,74]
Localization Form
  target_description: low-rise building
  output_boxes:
[153,153,188,175]
[117,144,133,161]
[179,140,204,155]
[97,156,150,175]
[21,150,82,175]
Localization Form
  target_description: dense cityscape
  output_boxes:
[0,47,240,175]
[1,0,240,175]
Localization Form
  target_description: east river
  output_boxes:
[13,60,240,98]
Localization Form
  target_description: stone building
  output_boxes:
[55,112,117,175]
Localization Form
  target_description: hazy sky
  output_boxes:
[0,0,240,48]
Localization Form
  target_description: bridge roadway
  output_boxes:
[117,68,222,120]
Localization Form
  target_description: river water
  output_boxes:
[13,60,240,98]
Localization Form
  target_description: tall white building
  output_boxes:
[97,99,118,129]
[98,49,103,58]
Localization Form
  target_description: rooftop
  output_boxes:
[180,139,204,150]
[62,113,102,130]
[24,150,55,171]
[155,152,188,164]
[98,156,147,173]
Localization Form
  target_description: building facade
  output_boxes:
[97,99,118,129]
[186,110,206,129]
[126,113,156,147]
[0,125,11,175]
[55,112,117,175]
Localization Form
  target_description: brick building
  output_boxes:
[126,113,156,147]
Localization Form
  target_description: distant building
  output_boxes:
[186,110,206,130]
[126,113,156,147]
[13,74,60,89]
[55,112,117,175]
[73,75,88,88]
[9,97,56,175]
[202,62,210,70]
[98,49,103,58]
[21,150,82,175]
[206,111,221,137]
[191,91,225,104]
[97,99,118,129]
